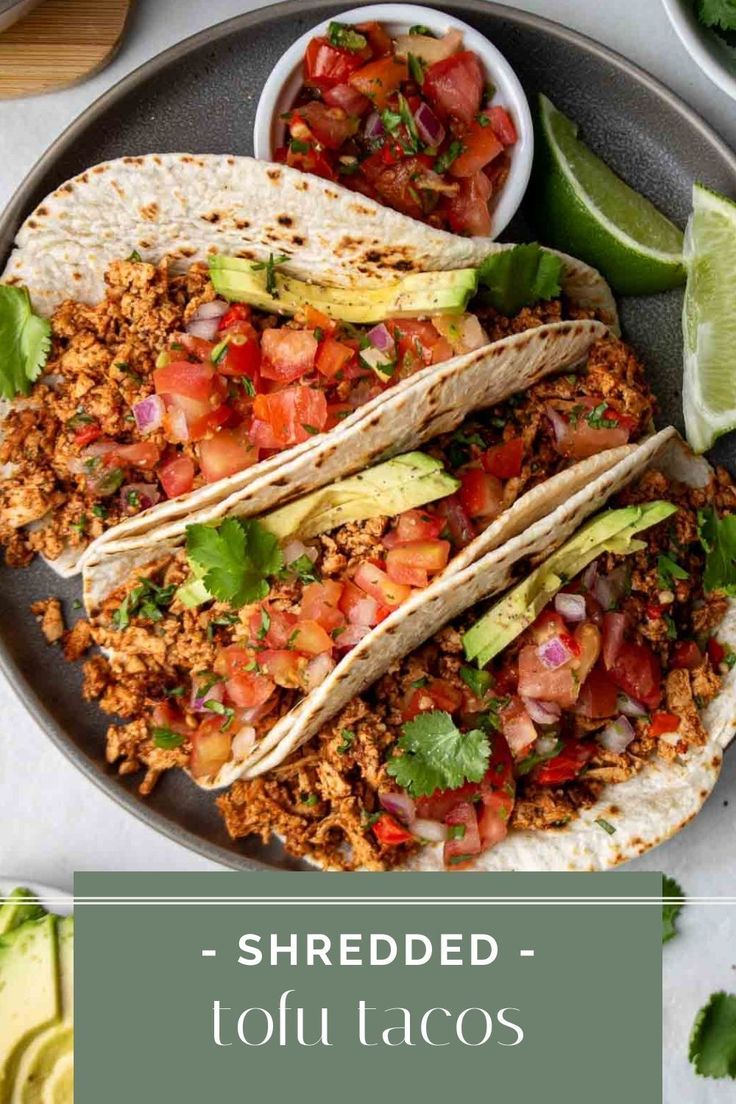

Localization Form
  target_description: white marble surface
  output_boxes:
[0,2,735,1098]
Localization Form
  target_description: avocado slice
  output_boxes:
[209,254,478,323]
[0,890,45,937]
[177,452,460,608]
[9,918,73,1104]
[463,501,677,669]
[0,916,60,1104]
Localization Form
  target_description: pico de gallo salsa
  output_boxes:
[275,20,518,235]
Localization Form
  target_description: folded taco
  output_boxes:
[0,154,614,576]
[210,429,736,872]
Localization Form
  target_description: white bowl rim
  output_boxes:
[661,0,736,102]
[253,2,534,239]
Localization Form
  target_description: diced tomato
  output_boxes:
[547,400,631,460]
[576,662,618,719]
[418,735,515,823]
[649,711,680,738]
[339,579,384,627]
[390,318,444,367]
[518,645,577,708]
[315,336,355,379]
[487,105,517,146]
[355,20,392,56]
[528,609,567,645]
[284,144,337,181]
[349,56,408,108]
[215,645,256,677]
[385,560,428,588]
[178,333,216,362]
[198,427,258,483]
[402,678,463,722]
[252,386,328,447]
[708,638,726,666]
[353,561,412,609]
[154,359,215,402]
[260,329,318,383]
[423,51,483,124]
[219,335,261,379]
[302,305,335,334]
[151,700,189,735]
[533,739,594,786]
[602,611,627,670]
[157,455,195,498]
[574,622,602,685]
[458,467,504,520]
[258,649,307,689]
[296,101,359,149]
[443,802,482,865]
[671,640,702,670]
[394,508,445,543]
[476,791,511,851]
[609,641,663,710]
[500,697,537,758]
[304,36,364,91]
[74,423,102,447]
[482,437,524,479]
[187,403,234,443]
[360,155,429,219]
[290,619,334,656]
[218,303,250,330]
[436,493,475,546]
[189,716,233,780]
[300,580,346,633]
[386,539,450,588]
[450,118,503,177]
[444,171,492,235]
[225,671,276,709]
[107,442,161,469]
[373,813,414,847]
[323,81,371,115]
[247,605,298,649]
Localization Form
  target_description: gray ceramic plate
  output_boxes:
[1,0,736,870]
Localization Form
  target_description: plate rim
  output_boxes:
[1,0,736,872]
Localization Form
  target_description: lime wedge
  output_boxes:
[682,183,736,453]
[534,94,685,295]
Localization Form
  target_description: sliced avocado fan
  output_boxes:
[463,501,676,669]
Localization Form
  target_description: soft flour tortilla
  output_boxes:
[81,316,606,575]
[1,154,618,578]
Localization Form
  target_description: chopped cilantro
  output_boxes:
[127,250,143,262]
[116,361,143,384]
[166,685,186,698]
[337,158,360,176]
[386,710,490,797]
[380,107,403,134]
[657,553,689,589]
[516,739,563,776]
[203,699,236,731]
[485,81,496,99]
[70,515,88,537]
[112,577,176,630]
[409,24,432,34]
[66,409,95,429]
[585,402,618,429]
[290,138,311,154]
[327,21,367,51]
[72,599,82,610]
[210,339,228,365]
[301,793,320,807]
[477,243,564,316]
[185,517,283,607]
[410,677,428,689]
[92,503,108,519]
[337,729,355,754]
[152,726,185,749]
[459,665,491,698]
[301,423,319,435]
[662,875,684,944]
[126,490,140,509]
[446,428,485,469]
[689,992,736,1079]
[663,614,678,640]
[447,824,466,840]
[698,507,736,595]
[434,140,465,174]
[398,93,421,152]
[594,817,616,835]
[195,670,224,696]
[696,0,736,34]
[476,112,491,127]
[251,252,289,296]
[282,553,320,584]
[206,611,240,641]
[408,53,426,85]
[361,809,383,828]
[0,286,51,399]
[257,607,271,640]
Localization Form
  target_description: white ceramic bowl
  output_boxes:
[662,0,736,101]
[253,3,533,238]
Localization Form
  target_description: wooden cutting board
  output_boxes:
[0,0,132,99]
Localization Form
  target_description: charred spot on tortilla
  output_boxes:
[294,180,309,192]
[140,203,159,221]
[266,168,282,182]
[203,212,221,224]
[235,219,250,230]
[277,215,293,227]
[123,156,144,165]
[291,234,305,246]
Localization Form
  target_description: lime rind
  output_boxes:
[682,183,736,453]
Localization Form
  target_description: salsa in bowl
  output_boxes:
[254,4,533,238]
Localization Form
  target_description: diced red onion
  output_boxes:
[414,101,445,147]
[304,653,335,691]
[394,28,462,64]
[194,300,228,320]
[241,700,273,724]
[413,818,447,842]
[191,678,224,713]
[594,566,628,611]
[522,697,562,725]
[379,790,416,826]
[166,405,189,442]
[535,733,561,756]
[346,593,379,626]
[186,317,220,341]
[364,111,385,139]
[537,635,572,670]
[283,539,318,566]
[231,726,257,760]
[582,560,599,593]
[554,592,586,622]
[335,624,372,650]
[598,714,635,753]
[367,322,396,354]
[501,705,537,755]
[546,406,568,444]
[132,394,165,434]
[616,692,647,718]
[120,482,161,513]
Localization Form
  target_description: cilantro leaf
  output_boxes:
[112,577,176,630]
[657,554,689,590]
[386,710,489,797]
[662,875,685,944]
[185,517,283,607]
[459,665,491,699]
[0,285,51,399]
[327,21,368,51]
[696,0,736,33]
[477,243,564,316]
[698,507,736,595]
[151,726,185,750]
[689,992,736,1079]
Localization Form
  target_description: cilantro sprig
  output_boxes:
[690,992,736,1079]
[0,285,51,399]
[698,507,736,595]
[657,554,689,590]
[477,243,564,316]
[251,252,289,296]
[662,874,684,944]
[112,577,176,630]
[185,517,283,607]
[386,710,490,797]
